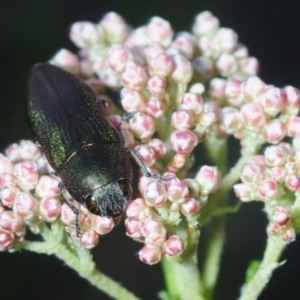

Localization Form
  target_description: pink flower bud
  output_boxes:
[125,218,143,240]
[147,17,174,47]
[258,179,279,200]
[262,120,286,144]
[241,163,263,184]
[163,235,185,256]
[101,12,128,44]
[216,54,237,76]
[143,181,167,207]
[147,75,167,96]
[148,139,166,159]
[285,174,300,192]
[233,183,254,202]
[220,107,242,134]
[98,68,121,88]
[0,174,16,189]
[242,76,265,100]
[267,222,281,235]
[167,153,186,172]
[50,49,79,74]
[60,203,80,228]
[170,129,198,154]
[0,154,14,174]
[282,228,296,242]
[0,229,14,251]
[286,116,300,138]
[258,86,285,117]
[39,197,61,222]
[195,166,220,194]
[215,28,238,53]
[264,145,288,167]
[129,113,155,139]
[70,21,104,48]
[239,57,259,77]
[225,79,242,99]
[233,44,249,58]
[134,145,155,167]
[166,178,189,203]
[80,229,99,249]
[5,143,22,162]
[120,88,147,112]
[180,93,203,115]
[139,244,162,265]
[146,97,165,118]
[282,85,300,115]
[35,175,60,199]
[0,185,19,207]
[171,54,193,84]
[14,161,38,191]
[171,109,195,129]
[108,44,131,73]
[181,197,200,215]
[0,211,23,232]
[13,193,39,221]
[192,11,219,36]
[192,56,214,77]
[148,53,175,77]
[171,34,195,59]
[92,216,114,235]
[122,61,148,91]
[209,78,226,101]
[240,103,266,129]
[126,26,149,48]
[126,198,148,220]
[141,218,167,246]
[272,207,290,226]
[270,167,286,182]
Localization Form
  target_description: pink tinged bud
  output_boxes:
[167,153,186,172]
[192,11,219,36]
[171,34,195,59]
[146,97,165,118]
[192,56,214,77]
[267,222,281,235]
[239,57,259,77]
[180,93,203,115]
[126,198,150,220]
[108,44,131,73]
[149,53,175,77]
[0,154,14,174]
[258,86,285,117]
[129,113,155,139]
[148,139,166,158]
[39,197,61,222]
[270,167,286,182]
[125,218,143,240]
[5,143,22,162]
[35,175,60,198]
[166,178,189,203]
[241,163,263,184]
[141,218,167,246]
[13,193,39,221]
[264,145,288,167]
[139,244,162,265]
[286,116,300,138]
[143,181,167,207]
[100,12,128,44]
[92,216,114,235]
[0,211,23,232]
[0,229,14,251]
[285,174,300,192]
[242,76,265,100]
[183,179,200,198]
[225,79,242,99]
[282,228,296,242]
[134,145,155,167]
[171,54,193,84]
[251,155,267,167]
[0,185,19,207]
[262,120,286,144]
[216,54,238,76]
[220,107,242,134]
[14,161,38,191]
[120,88,146,112]
[233,44,249,58]
[171,109,195,129]
[181,197,200,215]
[163,235,184,256]
[240,103,266,129]
[170,129,198,154]
[215,28,238,53]
[61,203,79,227]
[209,78,226,101]
[50,49,79,74]
[122,62,148,91]
[195,166,220,194]
[147,75,167,96]
[272,207,290,226]
[0,174,16,189]
[282,86,300,115]
[147,17,174,47]
[80,229,99,249]
[258,179,279,200]
[233,183,254,202]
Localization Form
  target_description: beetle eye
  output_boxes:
[118,179,132,200]
[85,195,100,214]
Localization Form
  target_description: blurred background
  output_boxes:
[1,0,300,299]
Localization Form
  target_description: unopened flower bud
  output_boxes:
[258,179,280,200]
[129,113,155,140]
[195,166,220,194]
[170,129,198,154]
[13,193,39,221]
[0,185,19,207]
[143,181,167,207]
[0,154,14,174]
[39,197,61,222]
[80,229,99,249]
[35,175,60,199]
[181,197,200,215]
[264,144,288,167]
[147,17,174,47]
[125,218,143,240]
[163,235,185,256]
[272,207,290,226]
[0,211,23,232]
[50,49,79,74]
[139,244,162,265]
[14,161,38,191]
[0,229,14,251]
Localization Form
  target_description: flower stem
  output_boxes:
[238,236,285,300]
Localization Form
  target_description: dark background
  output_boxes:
[1,1,300,299]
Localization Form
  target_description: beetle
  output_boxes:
[28,63,165,236]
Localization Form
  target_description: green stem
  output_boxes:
[238,236,285,300]
[16,222,140,300]
[202,216,226,300]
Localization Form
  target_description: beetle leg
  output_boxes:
[59,182,81,237]
[126,148,173,182]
